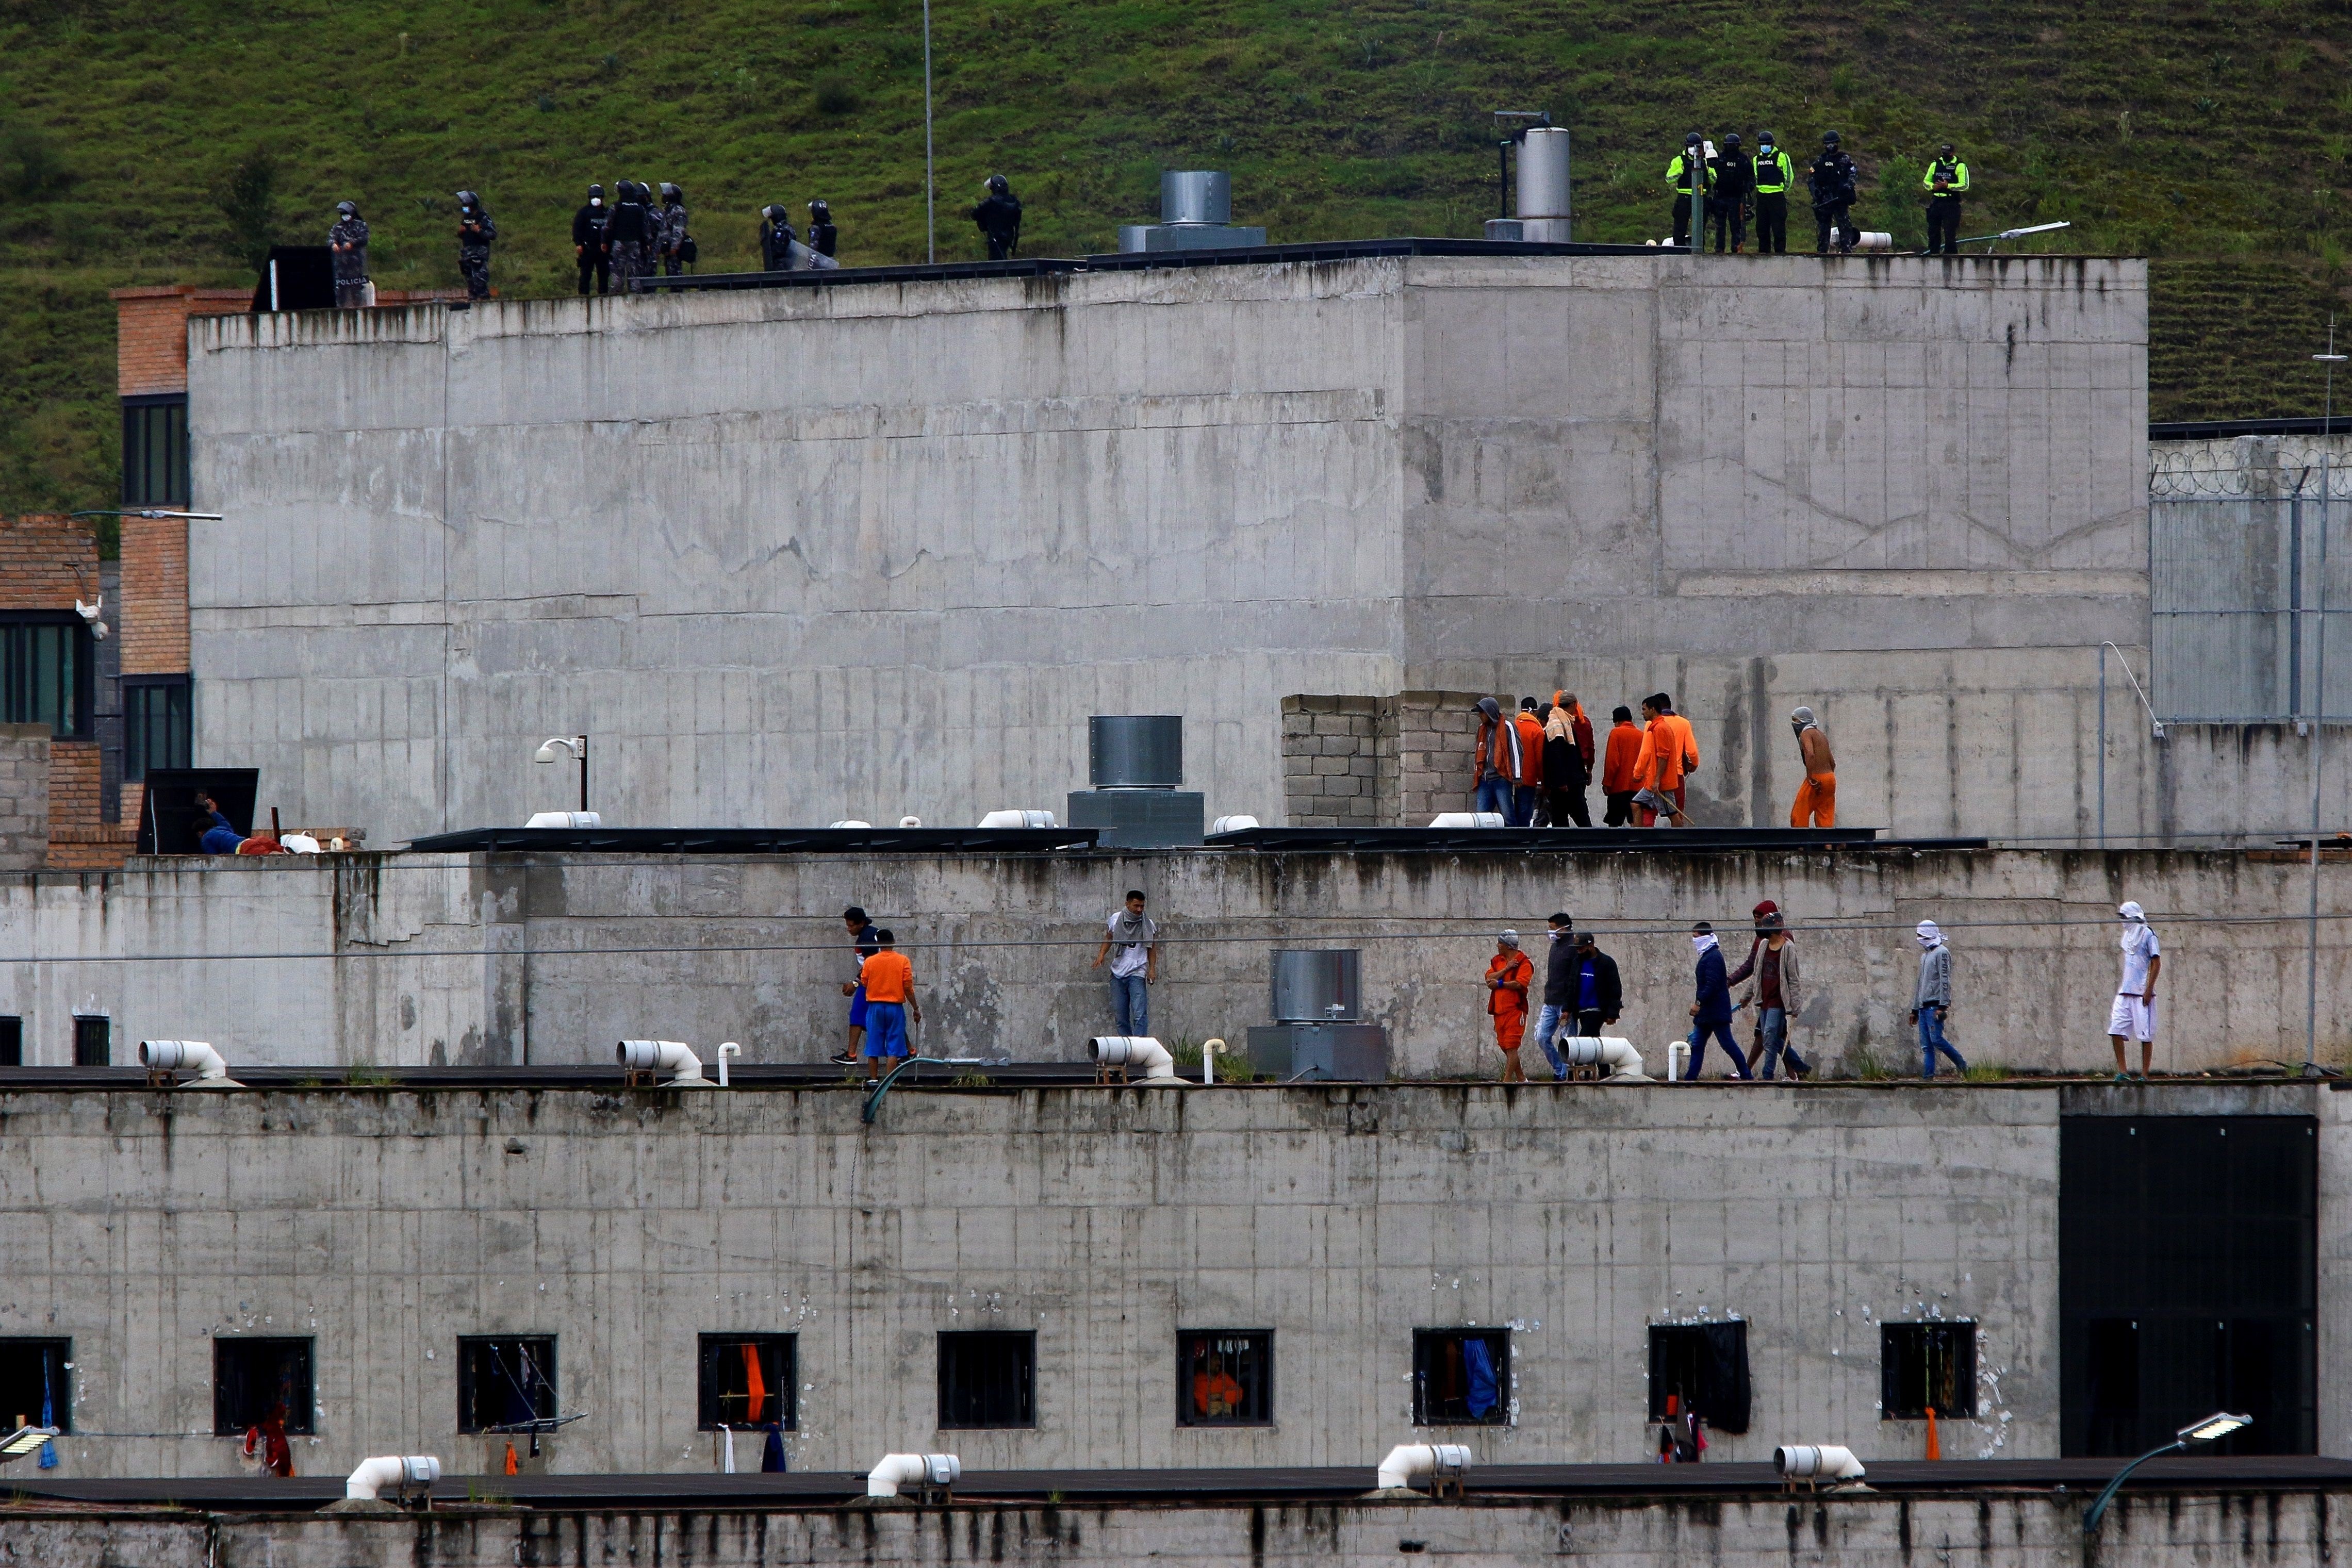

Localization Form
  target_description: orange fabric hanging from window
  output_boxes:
[504,1440,520,1475]
[742,1344,769,1425]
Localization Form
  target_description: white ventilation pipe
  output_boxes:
[1666,1039,1691,1082]
[829,819,873,829]
[867,1452,960,1497]
[978,808,1057,828]
[139,1040,241,1088]
[715,1041,740,1088]
[898,816,923,828]
[1201,1036,1226,1086]
[1775,1444,1866,1482]
[1211,815,1260,834]
[1377,1442,1471,1491]
[1429,812,1505,828]
[1089,1036,1183,1085]
[1554,1035,1650,1081]
[1851,232,1895,252]
[616,1039,715,1088]
[525,811,602,828]
[346,1454,439,1499]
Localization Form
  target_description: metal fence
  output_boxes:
[2151,481,2352,722]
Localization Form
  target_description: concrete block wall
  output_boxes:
[4,846,2349,1076]
[1279,696,1392,827]
[0,723,48,871]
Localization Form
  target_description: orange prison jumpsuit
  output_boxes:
[1791,771,1836,828]
[1486,950,1533,1053]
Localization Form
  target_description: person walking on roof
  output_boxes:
[807,200,838,258]
[2109,901,2161,1081]
[1486,930,1534,1082]
[1472,698,1519,820]
[1729,900,1810,1080]
[972,174,1024,259]
[1752,131,1795,254]
[1602,705,1643,826]
[1684,922,1752,1080]
[1912,919,1968,1078]
[1634,694,1698,827]
[1543,691,1594,828]
[831,905,881,1065]
[1789,706,1836,828]
[858,930,919,1080]
[760,204,796,271]
[1092,888,1158,1036]
[1510,697,1547,828]
[1922,143,1970,255]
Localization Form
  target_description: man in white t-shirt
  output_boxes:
[2108,900,2162,1081]
[1091,889,1159,1037]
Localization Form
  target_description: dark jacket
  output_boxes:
[1692,942,1733,1025]
[607,200,651,245]
[1808,151,1857,207]
[1709,153,1754,204]
[1547,944,1622,1018]
[572,203,609,250]
[971,192,1023,243]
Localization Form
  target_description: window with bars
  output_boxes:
[1412,1328,1508,1426]
[1176,1330,1273,1426]
[1881,1322,1978,1419]
[124,677,191,782]
[122,396,189,508]
[72,1016,109,1067]
[1647,1322,1751,1433]
[213,1338,314,1434]
[0,618,90,738]
[937,1331,1034,1429]
[697,1334,795,1430]
[457,1336,557,1432]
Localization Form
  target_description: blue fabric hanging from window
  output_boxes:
[761,1423,787,1473]
[39,1357,57,1468]
[1463,1338,1498,1419]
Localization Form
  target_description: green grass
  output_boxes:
[3,0,2349,517]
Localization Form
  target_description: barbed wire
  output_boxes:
[2150,456,2352,502]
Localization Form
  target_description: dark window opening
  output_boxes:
[0,1017,21,1067]
[1412,1328,1508,1426]
[1,617,91,739]
[698,1334,795,1430]
[1882,1322,1978,1420]
[937,1331,1035,1429]
[121,396,189,508]
[1647,1322,1751,1434]
[1176,1330,1273,1427]
[124,678,191,783]
[72,1016,109,1068]
[0,1338,70,1434]
[2061,1116,2316,1456]
[458,1336,557,1433]
[213,1338,313,1435]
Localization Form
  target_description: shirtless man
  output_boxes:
[1789,706,1836,828]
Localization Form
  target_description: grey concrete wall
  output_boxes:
[186,254,2212,848]
[4,847,2350,1075]
[0,722,47,871]
[1,1490,2338,1567]
[0,1083,2214,1479]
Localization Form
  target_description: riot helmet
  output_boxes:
[986,173,1009,195]
[1821,130,1841,150]
[1723,132,1742,150]
[335,200,357,218]
[588,183,605,203]
[456,189,480,209]
[660,181,681,204]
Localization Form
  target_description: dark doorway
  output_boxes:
[2060,1115,2315,1456]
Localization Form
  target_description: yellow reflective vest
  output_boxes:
[1923,157,1970,195]
[1754,149,1795,194]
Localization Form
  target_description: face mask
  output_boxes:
[591,198,603,207]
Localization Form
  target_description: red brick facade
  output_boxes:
[0,514,97,611]
[119,513,189,678]
[45,739,133,871]
[111,285,250,398]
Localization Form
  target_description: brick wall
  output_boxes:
[119,512,189,676]
[44,738,133,870]
[0,514,96,612]
[112,286,250,398]
[0,723,49,871]
[1396,691,1491,824]
[1279,697,1393,827]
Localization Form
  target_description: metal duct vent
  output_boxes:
[1161,171,1231,226]
[1089,716,1183,789]
[1271,950,1361,1024]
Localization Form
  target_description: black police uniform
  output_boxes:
[1808,150,1858,254]
[456,198,496,299]
[1708,147,1753,254]
[972,191,1023,260]
[573,194,611,295]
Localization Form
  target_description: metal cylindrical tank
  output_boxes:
[1161,171,1232,226]
[1517,126,1571,221]
[1271,950,1361,1023]
[1089,716,1184,788]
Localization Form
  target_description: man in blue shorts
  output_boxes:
[832,905,881,1065]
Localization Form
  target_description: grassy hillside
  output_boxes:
[2,0,2349,517]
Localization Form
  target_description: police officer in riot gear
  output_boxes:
[761,204,796,271]
[1751,132,1795,254]
[606,180,653,288]
[1708,131,1752,253]
[807,199,837,258]
[327,200,369,308]
[573,184,612,295]
[971,174,1023,260]
[658,182,692,279]
[1808,132,1858,255]
[1922,142,1970,255]
[1665,131,1709,248]
[455,190,496,299]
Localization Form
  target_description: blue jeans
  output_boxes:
[1475,776,1511,818]
[1532,1004,1567,1080]
[862,1002,909,1058]
[1686,1019,1751,1079]
[1753,1007,1809,1080]
[1110,973,1149,1036]
[1918,1009,1967,1077]
[1508,785,1539,828]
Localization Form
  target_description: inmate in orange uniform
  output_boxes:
[1485,946,1534,1079]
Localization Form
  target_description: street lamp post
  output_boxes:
[923,0,935,264]
[2310,320,2346,1078]
[2081,1411,2251,1536]
[534,735,588,813]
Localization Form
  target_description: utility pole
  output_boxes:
[2309,317,2345,1076]
[923,0,936,264]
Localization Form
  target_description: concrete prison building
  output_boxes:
[175,245,2232,846]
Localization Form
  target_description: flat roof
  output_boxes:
[10,1456,2349,1513]
[393,826,1993,856]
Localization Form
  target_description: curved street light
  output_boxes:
[2082,1411,2251,1537]
[534,735,588,812]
